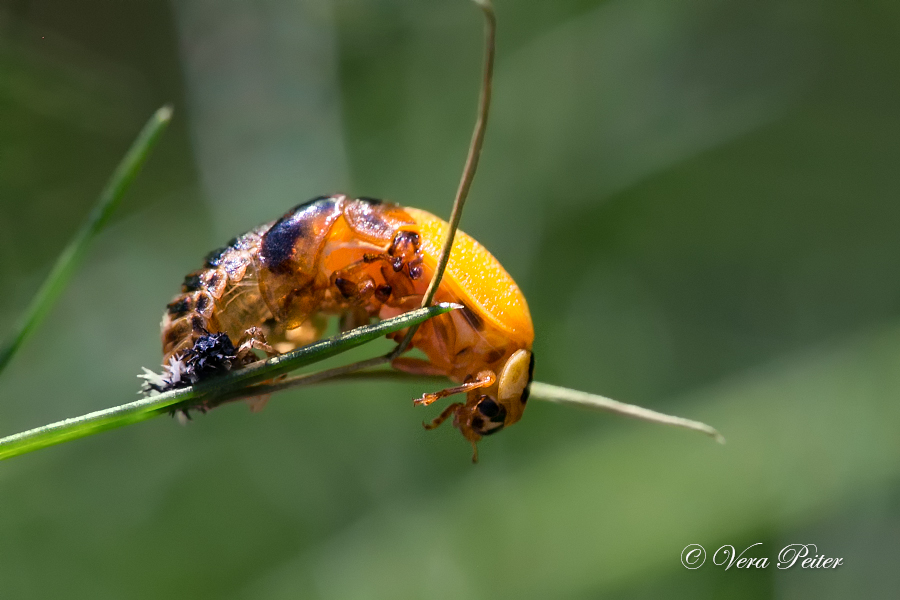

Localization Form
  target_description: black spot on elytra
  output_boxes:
[261,196,339,271]
[357,196,383,205]
[262,220,306,270]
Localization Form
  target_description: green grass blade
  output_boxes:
[0,303,458,461]
[0,105,174,376]
[0,389,196,461]
[529,382,725,443]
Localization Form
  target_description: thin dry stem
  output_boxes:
[394,0,496,357]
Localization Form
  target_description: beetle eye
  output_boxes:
[471,396,507,436]
[476,396,501,418]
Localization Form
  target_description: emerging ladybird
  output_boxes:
[143,195,534,458]
[141,1,529,459]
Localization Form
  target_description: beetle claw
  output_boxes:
[414,393,440,407]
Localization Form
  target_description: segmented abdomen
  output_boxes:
[161,224,271,363]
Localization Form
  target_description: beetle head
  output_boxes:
[446,349,535,461]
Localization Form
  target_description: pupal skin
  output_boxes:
[150,194,534,458]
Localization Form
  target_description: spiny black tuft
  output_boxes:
[183,333,238,381]
[140,333,239,396]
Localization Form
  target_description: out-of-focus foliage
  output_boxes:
[1,0,899,598]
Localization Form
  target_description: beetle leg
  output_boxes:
[331,255,404,310]
[391,356,447,377]
[383,293,424,309]
[235,326,277,364]
[386,230,422,277]
[331,269,376,303]
[422,401,481,463]
[339,307,372,332]
[233,326,281,413]
[412,370,496,407]
[333,230,422,302]
[406,254,424,280]
[333,232,422,296]
[265,315,328,354]
[393,358,496,407]
[423,402,463,430]
[379,262,420,306]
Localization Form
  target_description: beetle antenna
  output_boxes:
[394,0,496,357]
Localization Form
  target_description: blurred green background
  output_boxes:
[2,0,900,597]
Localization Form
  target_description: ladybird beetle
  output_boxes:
[145,194,534,458]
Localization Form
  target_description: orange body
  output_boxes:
[156,195,534,455]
